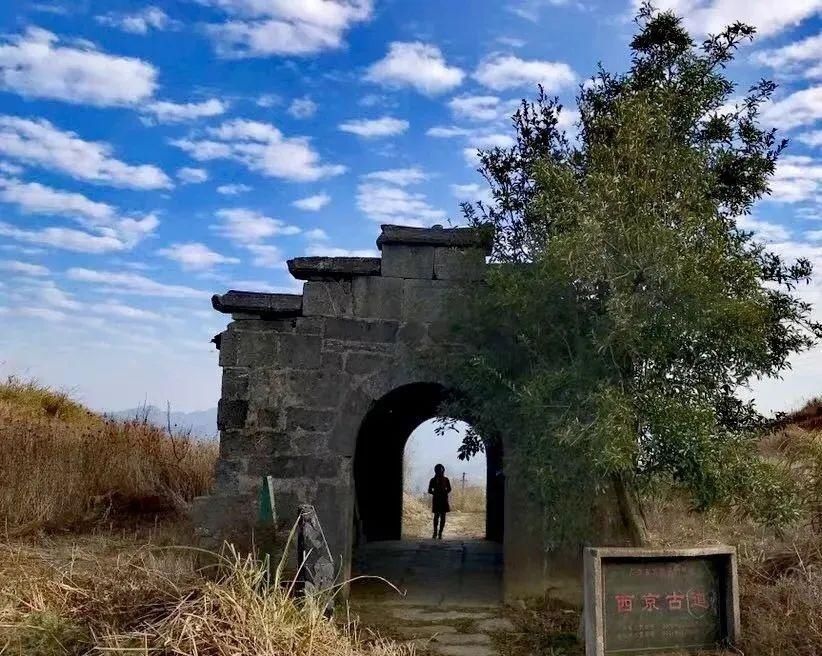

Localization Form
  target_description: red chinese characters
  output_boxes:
[615,594,635,613]
[666,592,685,611]
[642,593,661,611]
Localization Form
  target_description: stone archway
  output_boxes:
[352,381,504,544]
[193,224,562,601]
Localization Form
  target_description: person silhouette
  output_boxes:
[427,463,451,539]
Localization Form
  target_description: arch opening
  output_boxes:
[352,383,504,546]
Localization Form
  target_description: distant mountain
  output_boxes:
[107,405,218,439]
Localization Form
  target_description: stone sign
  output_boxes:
[583,546,740,655]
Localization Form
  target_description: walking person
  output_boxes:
[427,464,451,539]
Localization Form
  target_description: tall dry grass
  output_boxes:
[0,376,217,533]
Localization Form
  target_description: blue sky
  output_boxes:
[0,0,820,414]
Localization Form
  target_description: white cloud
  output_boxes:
[0,259,49,276]
[293,192,331,211]
[0,223,127,253]
[448,95,504,122]
[338,116,409,137]
[19,306,67,322]
[245,243,284,267]
[366,42,464,95]
[144,98,228,123]
[363,167,428,186]
[0,177,159,249]
[90,301,162,321]
[0,116,172,189]
[640,0,822,38]
[761,86,822,130]
[204,0,373,58]
[508,0,573,22]
[356,182,445,226]
[0,161,22,175]
[736,215,791,242]
[451,182,492,204]
[754,31,822,78]
[288,96,318,118]
[177,167,209,184]
[95,7,176,34]
[67,267,207,298]
[305,244,379,257]
[0,27,157,107]
[217,183,252,195]
[304,228,329,240]
[768,155,822,203]
[798,130,822,147]
[474,54,575,91]
[157,242,240,270]
[213,208,300,242]
[172,118,345,182]
[426,125,473,138]
[257,93,280,107]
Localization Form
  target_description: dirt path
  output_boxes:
[350,538,519,655]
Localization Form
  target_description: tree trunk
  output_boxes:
[612,474,649,546]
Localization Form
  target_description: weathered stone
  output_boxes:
[403,279,464,323]
[302,280,353,317]
[236,332,279,366]
[212,291,303,317]
[324,317,399,343]
[221,367,248,399]
[434,246,487,281]
[380,244,435,279]
[217,399,247,430]
[288,256,381,280]
[286,407,336,432]
[353,276,403,319]
[277,334,322,368]
[397,321,427,346]
[268,455,340,478]
[345,351,393,376]
[377,224,493,252]
[286,369,344,408]
[474,617,516,633]
[217,331,238,366]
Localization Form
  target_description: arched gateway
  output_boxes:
[194,224,582,601]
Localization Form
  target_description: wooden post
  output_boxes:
[296,504,336,615]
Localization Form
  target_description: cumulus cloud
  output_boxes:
[638,0,822,38]
[172,118,345,182]
[735,215,791,242]
[799,130,822,147]
[216,183,252,195]
[0,27,157,106]
[0,259,49,277]
[177,167,209,184]
[366,42,464,95]
[213,208,301,242]
[473,54,575,91]
[448,95,505,122]
[761,87,822,130]
[67,267,207,298]
[0,223,127,253]
[143,98,228,123]
[0,116,172,189]
[768,155,822,203]
[0,177,159,250]
[363,167,428,186]
[204,0,373,58]
[157,242,239,270]
[357,168,443,226]
[754,31,822,78]
[293,192,331,211]
[288,96,318,118]
[95,6,176,34]
[450,182,492,204]
[338,116,409,137]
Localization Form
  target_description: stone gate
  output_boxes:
[194,223,608,602]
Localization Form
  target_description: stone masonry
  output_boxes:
[193,223,611,602]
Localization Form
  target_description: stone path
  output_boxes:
[350,539,520,655]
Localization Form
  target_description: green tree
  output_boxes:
[441,4,822,545]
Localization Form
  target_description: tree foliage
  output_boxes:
[441,4,822,543]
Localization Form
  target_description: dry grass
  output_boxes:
[0,376,217,533]
[0,529,413,656]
